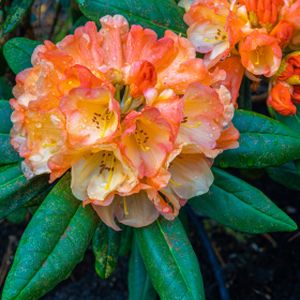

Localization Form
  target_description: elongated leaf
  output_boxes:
[76,0,187,36]
[119,225,133,256]
[267,162,300,191]
[0,163,50,219]
[0,133,21,164]
[0,100,13,133]
[2,173,99,300]
[3,38,41,74]
[136,218,205,300]
[93,222,120,279]
[128,238,156,300]
[270,104,300,134]
[0,0,34,38]
[189,168,297,233]
[216,110,300,168]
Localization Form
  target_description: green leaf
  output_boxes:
[189,168,297,233]
[2,173,99,300]
[93,222,120,279]
[270,104,300,133]
[267,161,300,191]
[3,38,41,74]
[0,100,13,133]
[216,110,300,168]
[119,225,133,256]
[0,163,50,219]
[76,0,187,36]
[0,0,34,38]
[135,218,205,300]
[6,207,27,224]
[128,238,156,300]
[0,133,21,164]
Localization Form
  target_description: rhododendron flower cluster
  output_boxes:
[180,0,300,77]
[10,15,239,230]
[180,0,300,115]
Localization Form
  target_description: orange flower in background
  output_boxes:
[10,15,239,230]
[181,0,300,80]
[267,82,296,115]
[268,51,300,115]
[239,30,282,77]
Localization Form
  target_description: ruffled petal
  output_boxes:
[120,107,174,178]
[60,87,120,147]
[177,83,224,153]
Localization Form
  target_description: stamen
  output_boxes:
[134,122,150,151]
[181,116,202,128]
[123,197,129,215]
[170,178,182,187]
[105,155,116,190]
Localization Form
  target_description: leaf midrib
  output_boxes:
[156,220,195,299]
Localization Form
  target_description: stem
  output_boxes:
[186,206,231,300]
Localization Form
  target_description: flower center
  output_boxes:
[134,121,150,151]
[99,151,117,190]
[92,109,114,137]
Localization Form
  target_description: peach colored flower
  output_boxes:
[182,0,300,79]
[10,15,239,229]
[239,30,282,77]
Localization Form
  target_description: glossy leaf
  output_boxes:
[93,222,120,279]
[270,104,300,134]
[76,0,187,36]
[0,100,13,133]
[0,163,49,219]
[3,38,41,74]
[189,168,297,233]
[136,218,205,300]
[0,133,21,164]
[267,162,300,191]
[216,110,300,168]
[128,238,156,300]
[2,173,99,300]
[0,0,34,38]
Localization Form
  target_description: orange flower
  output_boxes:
[10,15,239,229]
[182,0,300,79]
[242,0,284,28]
[267,82,296,115]
[277,52,300,84]
[239,30,282,77]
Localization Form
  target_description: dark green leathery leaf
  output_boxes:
[76,0,187,36]
[189,168,297,233]
[128,237,156,300]
[136,218,205,300]
[2,173,99,300]
[93,222,121,279]
[216,110,300,168]
[3,38,41,74]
